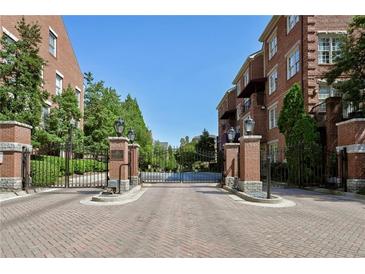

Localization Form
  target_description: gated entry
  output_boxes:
[139,147,223,183]
[25,143,109,188]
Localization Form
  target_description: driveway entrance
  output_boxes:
[1,184,364,257]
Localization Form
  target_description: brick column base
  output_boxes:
[108,137,129,193]
[238,135,262,193]
[336,118,365,193]
[0,121,32,190]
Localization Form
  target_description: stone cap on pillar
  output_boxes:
[239,135,262,142]
[128,143,140,148]
[108,136,129,142]
[223,143,240,148]
[0,121,33,129]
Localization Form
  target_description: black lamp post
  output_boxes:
[227,127,236,143]
[127,129,136,143]
[114,118,125,137]
[244,117,255,135]
[66,117,76,188]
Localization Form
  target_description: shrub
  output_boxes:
[31,159,62,186]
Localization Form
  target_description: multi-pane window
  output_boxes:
[40,106,50,128]
[268,105,278,129]
[243,98,251,112]
[75,88,81,108]
[49,30,57,56]
[243,70,249,87]
[318,36,341,64]
[268,142,278,163]
[287,16,299,32]
[269,35,277,59]
[55,73,63,95]
[269,68,278,95]
[319,84,338,112]
[287,47,300,79]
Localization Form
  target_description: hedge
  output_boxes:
[31,156,107,186]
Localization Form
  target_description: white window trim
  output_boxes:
[1,27,18,42]
[317,35,343,64]
[317,30,347,35]
[268,29,278,60]
[286,16,299,34]
[267,139,279,145]
[56,70,64,79]
[55,72,63,96]
[286,43,300,80]
[267,64,278,95]
[44,99,52,107]
[75,86,82,108]
[243,69,249,87]
[49,27,58,38]
[268,102,278,130]
[49,27,57,57]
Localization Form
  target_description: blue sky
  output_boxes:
[63,16,271,146]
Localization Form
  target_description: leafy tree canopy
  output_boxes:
[325,15,365,112]
[278,83,319,147]
[83,72,153,153]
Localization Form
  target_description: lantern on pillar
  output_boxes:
[114,118,125,137]
[227,127,236,143]
[244,117,255,135]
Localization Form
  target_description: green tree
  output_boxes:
[0,17,48,129]
[120,94,153,155]
[83,75,120,151]
[83,72,153,154]
[38,86,82,148]
[325,16,365,114]
[278,84,320,186]
[196,129,215,155]
[278,84,305,144]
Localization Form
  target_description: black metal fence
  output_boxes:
[139,146,223,183]
[27,143,109,188]
[260,144,347,190]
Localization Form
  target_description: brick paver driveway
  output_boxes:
[1,183,365,257]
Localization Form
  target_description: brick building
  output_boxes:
[217,86,241,151]
[0,16,83,126]
[218,15,353,158]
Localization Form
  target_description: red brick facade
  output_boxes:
[0,16,83,125]
[218,16,353,154]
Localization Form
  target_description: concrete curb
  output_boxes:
[0,188,61,203]
[80,185,147,206]
[304,187,365,201]
[223,186,283,204]
[219,187,296,208]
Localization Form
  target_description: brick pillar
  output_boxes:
[128,143,140,187]
[325,97,342,153]
[223,143,239,188]
[238,135,262,193]
[108,137,130,192]
[336,118,365,192]
[0,121,32,190]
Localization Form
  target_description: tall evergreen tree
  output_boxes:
[0,17,48,129]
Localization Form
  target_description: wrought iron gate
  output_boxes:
[28,143,109,188]
[139,146,223,183]
[260,143,347,190]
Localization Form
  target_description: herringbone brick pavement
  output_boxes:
[0,184,364,257]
